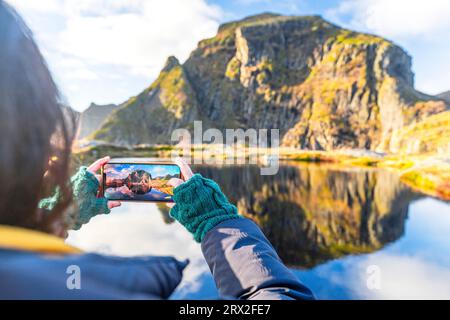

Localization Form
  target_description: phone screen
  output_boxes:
[102,162,181,202]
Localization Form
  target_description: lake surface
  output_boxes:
[67,163,450,299]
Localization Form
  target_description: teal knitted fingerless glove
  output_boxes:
[70,166,110,229]
[170,174,241,242]
[39,166,110,230]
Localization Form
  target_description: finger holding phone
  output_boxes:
[92,156,195,209]
[166,158,194,208]
[86,156,121,210]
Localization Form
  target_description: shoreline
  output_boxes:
[73,144,450,201]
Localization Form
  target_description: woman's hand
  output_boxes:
[166,158,194,208]
[166,158,240,242]
[69,156,121,230]
[39,156,122,230]
[86,156,121,210]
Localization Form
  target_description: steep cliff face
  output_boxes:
[92,13,446,151]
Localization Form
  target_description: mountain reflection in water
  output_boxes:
[168,164,420,268]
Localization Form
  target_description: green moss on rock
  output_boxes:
[225,56,241,80]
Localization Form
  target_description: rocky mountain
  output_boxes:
[379,110,449,155]
[91,13,447,152]
[77,102,118,139]
[437,90,450,104]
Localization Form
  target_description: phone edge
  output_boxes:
[101,161,180,203]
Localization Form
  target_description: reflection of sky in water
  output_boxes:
[67,198,450,299]
[105,188,170,201]
[297,198,450,299]
[66,202,216,299]
[105,163,180,179]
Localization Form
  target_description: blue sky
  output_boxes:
[106,163,180,179]
[8,0,450,111]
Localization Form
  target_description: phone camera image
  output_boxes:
[103,163,181,202]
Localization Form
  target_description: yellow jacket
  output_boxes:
[0,225,81,254]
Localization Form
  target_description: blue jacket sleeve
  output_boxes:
[201,218,315,300]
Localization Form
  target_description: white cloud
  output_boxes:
[152,165,167,175]
[328,0,450,39]
[10,0,221,67]
[8,0,63,13]
[311,252,450,299]
[56,58,86,69]
[356,254,450,299]
[67,84,80,92]
[6,0,222,110]
[66,202,199,257]
[326,0,450,94]
[66,68,99,80]
[305,198,450,299]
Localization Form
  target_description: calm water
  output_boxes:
[67,163,450,299]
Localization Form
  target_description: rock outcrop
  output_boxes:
[379,110,450,155]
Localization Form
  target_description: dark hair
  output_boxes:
[0,1,75,234]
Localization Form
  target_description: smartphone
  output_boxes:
[101,161,181,202]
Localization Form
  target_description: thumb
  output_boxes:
[168,178,184,188]
[107,201,121,209]
[169,203,180,220]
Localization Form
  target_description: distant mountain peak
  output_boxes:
[87,102,117,109]
[76,102,119,139]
